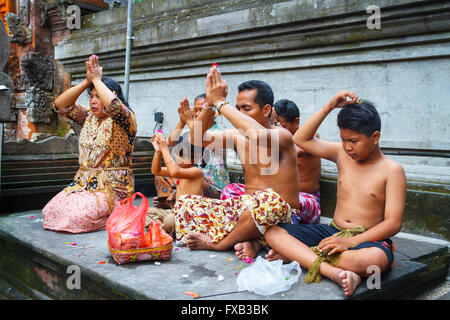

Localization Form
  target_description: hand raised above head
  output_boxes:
[328,90,360,110]
[86,55,103,81]
[206,67,228,107]
[154,132,169,149]
[178,98,194,124]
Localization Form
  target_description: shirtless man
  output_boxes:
[273,99,322,224]
[173,66,299,256]
[265,91,406,296]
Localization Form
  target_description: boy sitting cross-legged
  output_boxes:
[265,91,407,296]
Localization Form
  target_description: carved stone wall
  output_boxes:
[1,0,108,141]
[5,11,31,43]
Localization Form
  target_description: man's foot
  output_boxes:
[265,249,292,263]
[234,241,261,261]
[186,233,215,250]
[332,270,361,296]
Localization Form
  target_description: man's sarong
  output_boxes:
[291,191,321,224]
[221,183,321,224]
[220,183,245,200]
[173,189,292,243]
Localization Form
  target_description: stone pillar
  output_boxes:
[0,18,14,144]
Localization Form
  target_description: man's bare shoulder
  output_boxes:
[382,156,405,176]
[271,126,294,145]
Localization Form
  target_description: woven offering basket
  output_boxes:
[108,242,173,265]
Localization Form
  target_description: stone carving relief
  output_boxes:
[17,53,54,91]
[18,0,29,26]
[4,12,31,43]
[25,87,52,124]
[38,1,49,27]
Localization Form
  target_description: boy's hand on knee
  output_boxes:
[318,236,352,256]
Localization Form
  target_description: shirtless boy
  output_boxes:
[174,66,299,255]
[151,132,205,201]
[274,99,322,224]
[265,91,406,296]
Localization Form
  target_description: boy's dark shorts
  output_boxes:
[278,222,395,272]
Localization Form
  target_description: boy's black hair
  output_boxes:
[273,99,300,123]
[87,77,130,109]
[237,80,274,109]
[337,100,381,137]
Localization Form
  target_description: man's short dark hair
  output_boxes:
[237,80,274,109]
[194,93,206,104]
[337,100,381,137]
[273,99,300,123]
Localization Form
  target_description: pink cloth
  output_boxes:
[43,190,117,233]
[220,183,245,200]
[220,183,321,224]
[291,191,321,224]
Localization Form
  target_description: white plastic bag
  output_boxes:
[236,256,302,296]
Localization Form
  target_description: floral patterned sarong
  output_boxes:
[173,189,292,243]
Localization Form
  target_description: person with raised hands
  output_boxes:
[151,94,230,210]
[43,55,137,233]
[173,66,299,258]
[265,91,406,296]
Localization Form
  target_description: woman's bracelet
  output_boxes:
[201,101,229,117]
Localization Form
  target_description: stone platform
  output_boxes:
[0,207,448,301]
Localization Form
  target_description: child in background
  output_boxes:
[151,132,205,201]
[151,131,206,242]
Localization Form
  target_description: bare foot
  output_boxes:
[265,249,293,263]
[234,241,261,261]
[186,233,215,250]
[332,270,361,296]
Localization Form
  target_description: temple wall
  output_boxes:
[54,0,450,186]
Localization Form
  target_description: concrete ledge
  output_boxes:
[227,168,450,242]
[319,178,450,242]
[0,206,447,300]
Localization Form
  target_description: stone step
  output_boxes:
[1,161,151,177]
[2,165,80,176]
[1,169,152,184]
[0,210,447,301]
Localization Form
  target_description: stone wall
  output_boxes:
[55,0,450,178]
[0,0,109,142]
[53,0,450,238]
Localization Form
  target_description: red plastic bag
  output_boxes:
[142,221,173,248]
[106,192,149,250]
